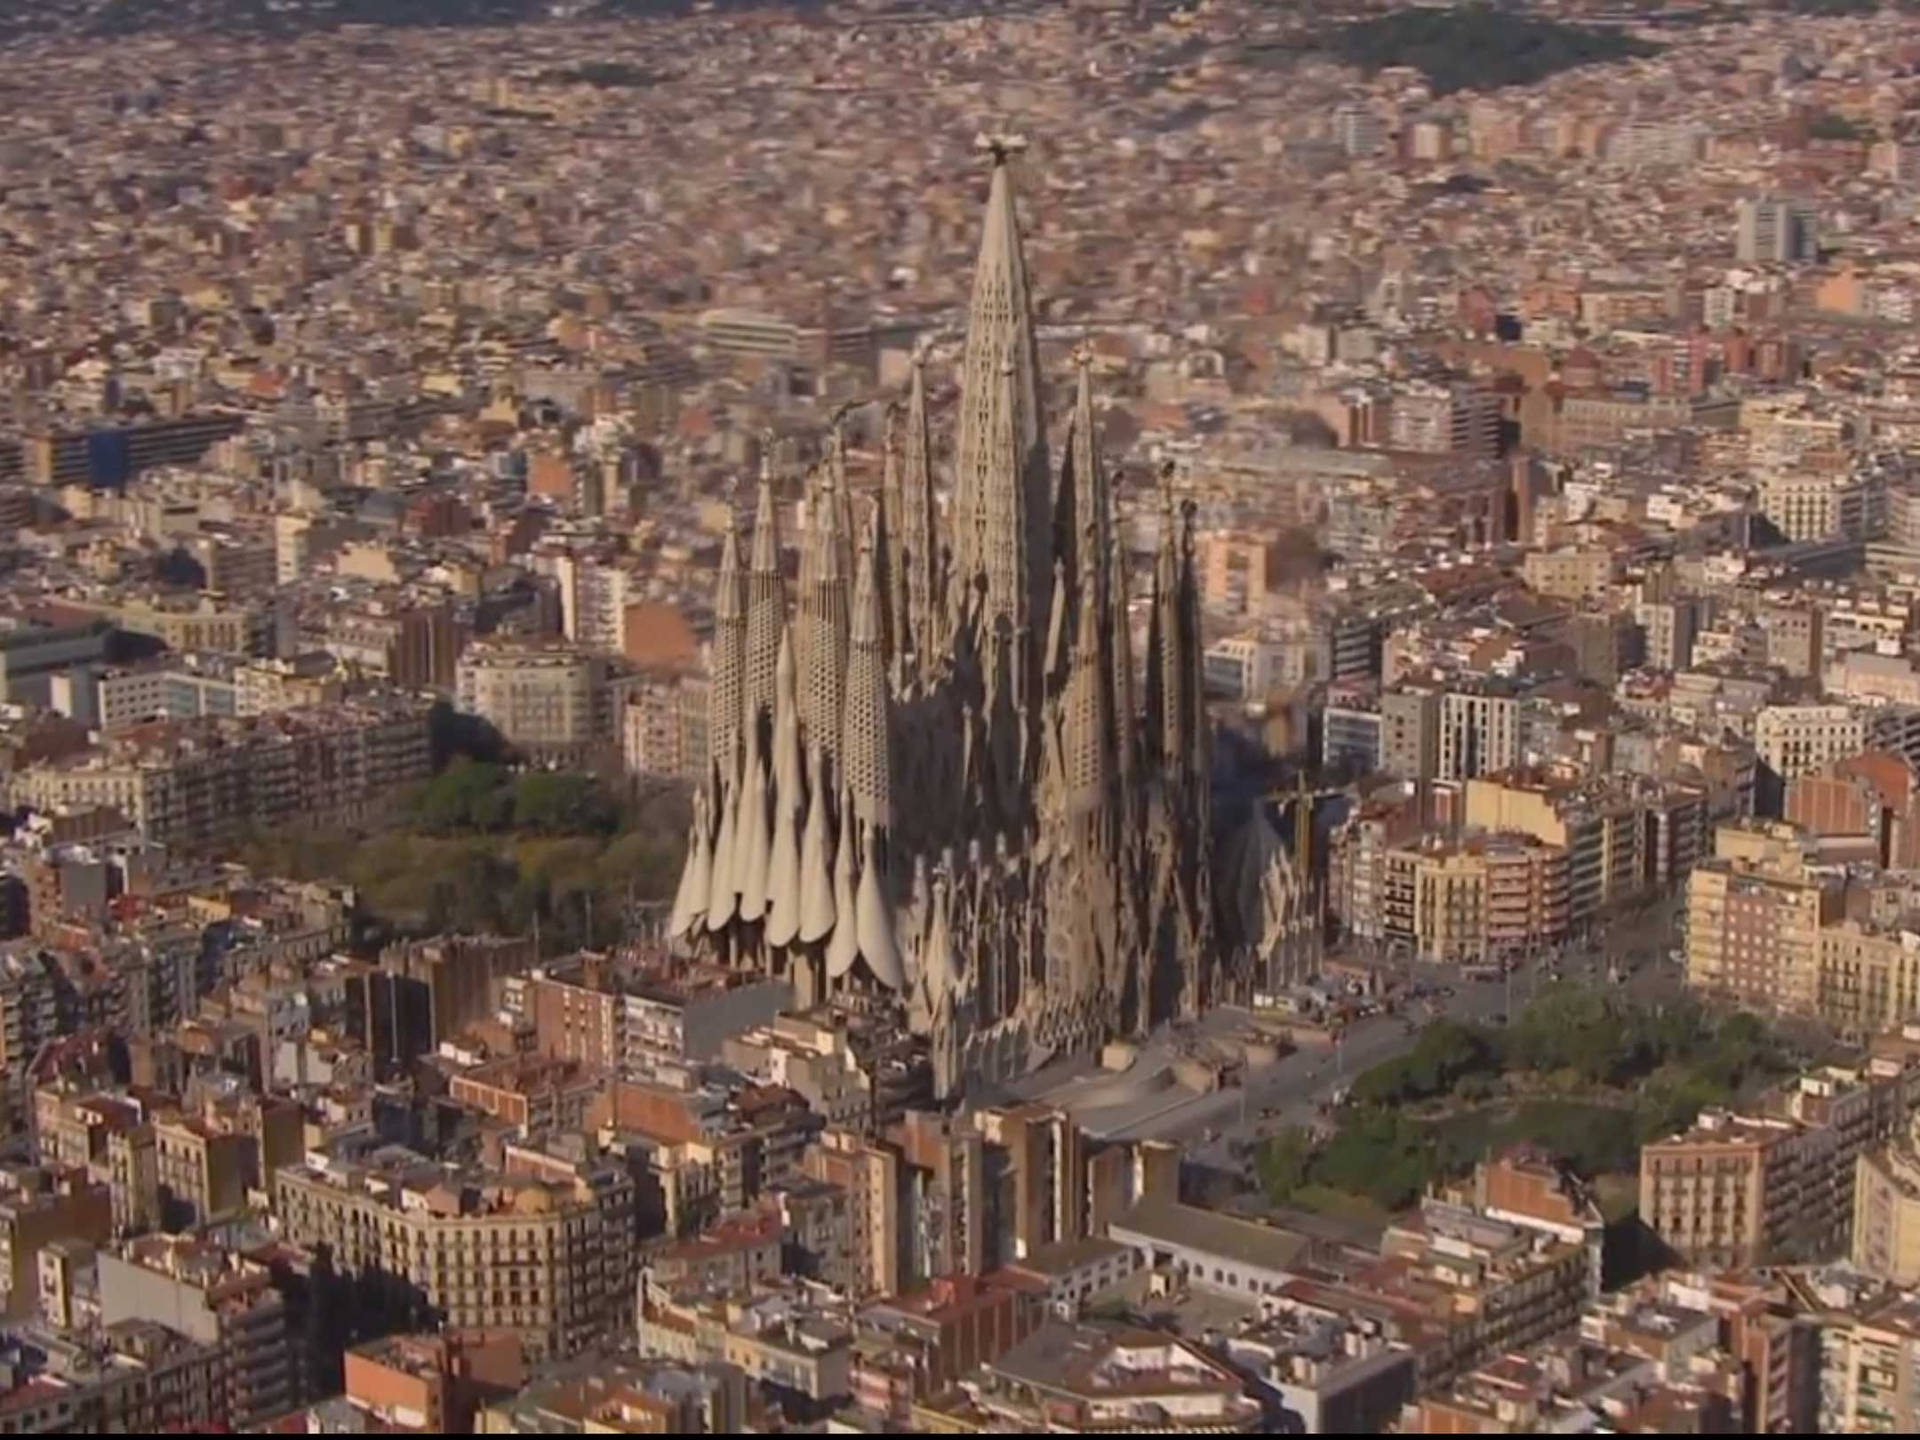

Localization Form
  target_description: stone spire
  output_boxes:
[900,344,940,671]
[798,473,851,781]
[1147,472,1190,776]
[880,406,905,672]
[668,785,712,939]
[798,742,836,944]
[708,519,747,773]
[705,746,740,932]
[825,784,861,980]
[952,135,1048,659]
[764,629,804,949]
[1178,493,1211,797]
[744,469,785,732]
[1063,561,1112,818]
[1108,529,1137,812]
[844,512,893,830]
[735,703,773,925]
[1066,348,1114,625]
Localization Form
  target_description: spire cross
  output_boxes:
[975,132,1029,166]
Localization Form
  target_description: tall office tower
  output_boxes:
[1736,196,1820,264]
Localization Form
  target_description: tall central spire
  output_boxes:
[952,134,1049,659]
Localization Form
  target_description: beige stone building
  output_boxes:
[1855,1120,1920,1286]
[1685,855,1837,1015]
[1819,922,1920,1038]
[1643,1065,1918,1270]
[1522,545,1613,603]
[1755,703,1868,782]
[273,1146,636,1360]
[6,700,432,849]
[455,642,627,765]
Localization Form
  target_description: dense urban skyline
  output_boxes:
[10,0,1920,1433]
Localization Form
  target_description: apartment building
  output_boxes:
[21,412,246,488]
[1438,689,1520,783]
[1641,1113,1820,1270]
[1759,471,1877,544]
[6,700,432,849]
[455,642,628,765]
[927,1320,1265,1434]
[1685,854,1837,1015]
[445,1055,600,1140]
[272,1146,636,1361]
[478,1353,747,1433]
[1377,837,1565,965]
[0,605,112,708]
[31,1087,159,1237]
[805,1127,910,1298]
[1819,1293,1920,1433]
[87,658,238,731]
[1787,751,1920,870]
[507,953,789,1078]
[623,675,709,782]
[337,1330,526,1434]
[1854,1119,1920,1285]
[1522,545,1613,603]
[1379,687,1440,782]
[1819,922,1920,1038]
[234,652,347,716]
[0,1322,224,1433]
[640,1281,854,1406]
[1760,602,1824,680]
[1386,380,1502,458]
[1757,704,1868,783]
[1638,596,1698,670]
[98,1235,296,1430]
[318,601,465,690]
[1641,1063,1918,1270]
[0,1166,112,1318]
[1320,682,1383,776]
[1464,771,1704,930]
[1737,195,1820,264]
[152,1114,252,1230]
[1202,635,1287,702]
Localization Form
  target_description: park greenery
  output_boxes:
[239,759,689,953]
[1258,987,1798,1214]
[1319,5,1663,97]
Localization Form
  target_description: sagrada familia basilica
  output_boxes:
[669,141,1317,1098]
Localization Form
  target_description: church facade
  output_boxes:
[668,143,1273,1097]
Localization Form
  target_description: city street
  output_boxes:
[1166,893,1688,1168]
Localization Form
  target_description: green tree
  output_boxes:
[409,759,509,833]
[1258,1127,1313,1203]
[512,771,618,835]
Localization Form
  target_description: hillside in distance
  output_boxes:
[0,0,809,44]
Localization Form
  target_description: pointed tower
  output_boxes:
[880,406,906,671]
[1063,562,1113,822]
[952,135,1049,667]
[1149,476,1191,778]
[764,630,805,950]
[1108,529,1137,818]
[708,519,747,774]
[1177,494,1211,815]
[845,514,905,990]
[744,471,786,734]
[900,345,941,672]
[1065,349,1115,630]
[844,512,893,833]
[798,475,851,783]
